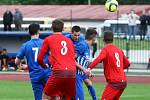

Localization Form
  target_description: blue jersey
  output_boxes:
[16,38,51,82]
[76,56,89,75]
[65,34,90,58]
[66,34,90,75]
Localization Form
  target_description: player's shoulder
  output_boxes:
[22,40,31,47]
[80,39,87,46]
[65,33,71,37]
[79,34,85,40]
[65,33,72,40]
[105,44,123,53]
[112,44,122,51]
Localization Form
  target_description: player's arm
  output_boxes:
[15,58,21,65]
[123,54,130,69]
[88,49,106,69]
[76,61,89,74]
[38,39,49,68]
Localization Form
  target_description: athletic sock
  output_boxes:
[88,85,97,100]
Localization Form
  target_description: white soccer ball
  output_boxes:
[105,0,118,12]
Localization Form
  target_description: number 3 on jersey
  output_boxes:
[115,52,120,67]
[61,41,68,55]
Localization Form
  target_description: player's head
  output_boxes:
[28,23,40,36]
[2,48,7,54]
[52,19,64,32]
[71,25,81,41]
[130,9,135,14]
[85,28,98,45]
[103,31,113,44]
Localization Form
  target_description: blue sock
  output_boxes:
[88,85,97,100]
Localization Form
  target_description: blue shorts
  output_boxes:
[81,73,89,80]
[76,73,89,100]
[31,70,51,100]
[76,74,84,100]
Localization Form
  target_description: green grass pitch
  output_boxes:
[0,81,150,100]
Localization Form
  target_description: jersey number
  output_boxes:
[61,41,68,55]
[115,52,120,67]
[32,47,39,62]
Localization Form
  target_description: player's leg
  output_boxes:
[42,93,50,100]
[83,76,97,100]
[42,94,61,100]
[43,76,62,99]
[76,74,84,100]
[31,81,44,100]
[101,84,119,100]
[64,78,76,100]
[113,89,125,100]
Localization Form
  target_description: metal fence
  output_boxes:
[96,35,150,64]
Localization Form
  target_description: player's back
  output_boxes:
[103,44,127,82]
[45,34,76,72]
[17,38,50,81]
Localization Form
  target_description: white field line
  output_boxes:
[91,69,150,73]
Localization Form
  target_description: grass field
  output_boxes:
[0,81,150,100]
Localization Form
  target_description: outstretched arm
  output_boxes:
[38,39,49,68]
[123,55,130,69]
[88,49,106,69]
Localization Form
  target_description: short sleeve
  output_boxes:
[16,43,26,59]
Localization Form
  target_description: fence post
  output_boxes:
[126,40,130,72]
[126,39,130,73]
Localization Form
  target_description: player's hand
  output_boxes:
[45,64,49,68]
[83,68,92,77]
[82,68,89,75]
[42,64,49,68]
[87,68,94,77]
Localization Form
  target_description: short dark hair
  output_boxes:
[28,23,40,35]
[85,28,97,40]
[103,31,113,43]
[72,26,81,33]
[3,48,7,51]
[52,19,64,32]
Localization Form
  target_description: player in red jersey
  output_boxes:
[88,31,130,100]
[38,19,76,100]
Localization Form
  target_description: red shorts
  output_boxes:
[101,83,126,100]
[43,75,76,97]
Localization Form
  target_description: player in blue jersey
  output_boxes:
[15,24,51,100]
[66,26,97,100]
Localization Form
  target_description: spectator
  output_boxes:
[3,10,13,31]
[128,9,139,40]
[139,9,147,40]
[14,8,23,31]
[147,10,150,40]
[1,48,9,71]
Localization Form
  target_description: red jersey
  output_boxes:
[88,44,130,82]
[38,34,76,77]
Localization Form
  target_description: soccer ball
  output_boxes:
[105,0,118,12]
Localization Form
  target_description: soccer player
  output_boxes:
[88,31,130,100]
[66,26,97,100]
[15,23,51,100]
[38,19,76,100]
